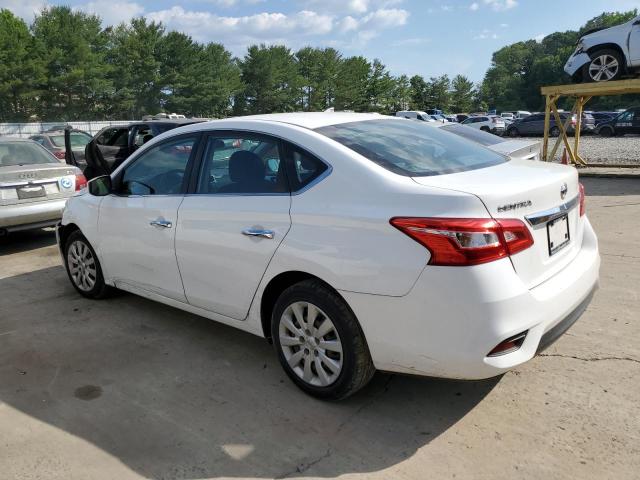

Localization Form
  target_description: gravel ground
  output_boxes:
[518,135,640,165]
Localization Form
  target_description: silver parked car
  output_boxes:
[0,138,85,235]
[433,122,541,161]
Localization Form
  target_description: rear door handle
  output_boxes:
[150,218,172,228]
[242,229,274,239]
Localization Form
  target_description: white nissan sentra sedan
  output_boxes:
[57,113,600,399]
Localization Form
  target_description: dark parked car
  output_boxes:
[70,119,205,178]
[30,129,92,161]
[587,112,617,125]
[505,112,596,137]
[596,107,640,137]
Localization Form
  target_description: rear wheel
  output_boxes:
[549,126,560,137]
[64,230,112,299]
[480,126,490,132]
[584,49,623,82]
[507,127,520,137]
[271,279,375,400]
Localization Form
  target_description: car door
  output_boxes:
[95,127,130,169]
[97,133,200,301]
[615,110,634,134]
[175,131,293,320]
[629,17,640,64]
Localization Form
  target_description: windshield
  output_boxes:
[0,142,57,166]
[50,132,92,148]
[315,119,507,177]
[440,124,504,146]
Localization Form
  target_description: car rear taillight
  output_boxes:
[75,173,87,191]
[579,182,585,216]
[54,150,66,159]
[390,217,534,266]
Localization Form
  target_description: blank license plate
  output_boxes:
[547,214,570,255]
[17,185,46,199]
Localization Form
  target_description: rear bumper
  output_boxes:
[0,199,67,232]
[341,217,600,379]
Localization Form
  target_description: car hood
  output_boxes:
[581,20,631,44]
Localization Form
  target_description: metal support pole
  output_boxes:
[542,95,552,161]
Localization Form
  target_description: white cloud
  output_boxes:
[474,29,499,40]
[469,2,479,11]
[391,37,430,47]
[299,0,403,15]
[483,0,517,11]
[1,0,47,22]
[74,1,144,26]
[534,33,546,42]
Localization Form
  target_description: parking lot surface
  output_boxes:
[521,135,640,165]
[0,177,638,480]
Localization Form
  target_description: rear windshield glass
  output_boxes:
[0,142,56,166]
[440,123,504,147]
[50,132,92,148]
[315,119,507,177]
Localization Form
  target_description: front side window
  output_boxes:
[120,136,196,195]
[196,134,287,194]
[316,119,506,177]
[50,132,92,148]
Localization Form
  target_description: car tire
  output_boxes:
[583,49,624,82]
[64,230,113,299]
[549,126,560,137]
[271,279,376,400]
[598,126,614,137]
[507,127,519,137]
[480,126,490,132]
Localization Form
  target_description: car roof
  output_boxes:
[219,112,385,130]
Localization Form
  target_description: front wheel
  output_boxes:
[272,279,375,400]
[584,49,623,82]
[598,126,614,137]
[549,126,560,137]
[64,230,112,299]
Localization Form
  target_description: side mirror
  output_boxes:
[88,175,112,196]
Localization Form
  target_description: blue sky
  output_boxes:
[2,0,639,81]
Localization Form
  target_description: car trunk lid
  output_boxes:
[412,159,583,289]
[0,163,78,206]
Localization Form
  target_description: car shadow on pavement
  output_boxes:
[0,228,57,256]
[581,177,640,197]
[0,265,500,479]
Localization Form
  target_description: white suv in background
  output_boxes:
[461,115,506,135]
[565,14,640,82]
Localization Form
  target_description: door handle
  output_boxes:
[242,228,274,239]
[150,218,172,228]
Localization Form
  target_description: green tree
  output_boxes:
[240,44,301,114]
[0,10,43,121]
[450,74,475,113]
[106,18,165,118]
[427,75,451,111]
[334,56,370,111]
[367,59,395,112]
[31,6,112,120]
[390,75,411,112]
[409,75,429,110]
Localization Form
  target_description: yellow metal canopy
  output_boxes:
[540,79,640,165]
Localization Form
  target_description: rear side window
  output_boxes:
[315,119,506,177]
[285,144,328,192]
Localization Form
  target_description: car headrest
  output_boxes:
[228,150,264,183]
